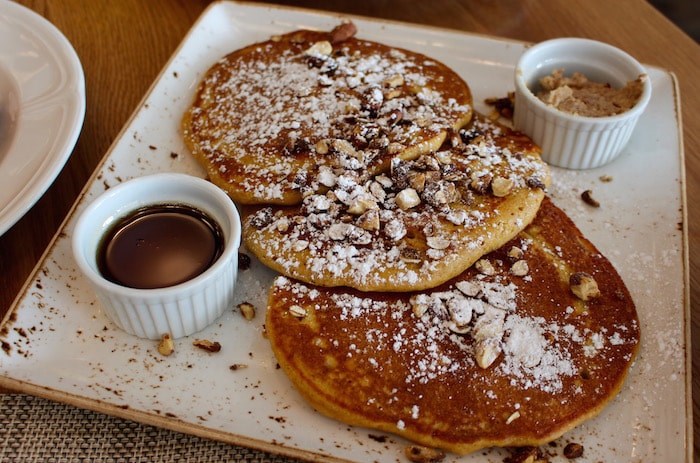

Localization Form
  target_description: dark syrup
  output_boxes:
[97,204,224,289]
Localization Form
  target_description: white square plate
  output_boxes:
[0,2,689,462]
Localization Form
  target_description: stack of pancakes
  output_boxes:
[182,23,639,456]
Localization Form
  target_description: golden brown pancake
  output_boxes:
[243,114,550,292]
[182,25,473,205]
[265,197,640,455]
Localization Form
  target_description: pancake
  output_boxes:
[243,114,550,292]
[265,197,640,455]
[182,24,473,205]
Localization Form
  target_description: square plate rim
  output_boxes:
[0,1,691,462]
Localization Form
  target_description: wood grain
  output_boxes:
[1,0,698,457]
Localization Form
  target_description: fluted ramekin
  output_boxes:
[72,173,241,340]
[513,38,652,169]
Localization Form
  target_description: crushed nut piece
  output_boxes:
[347,197,377,215]
[508,246,524,260]
[330,21,357,44]
[289,305,307,318]
[157,334,174,356]
[581,189,600,208]
[229,363,248,371]
[315,139,329,155]
[426,236,451,250]
[491,176,514,197]
[396,188,421,210]
[504,446,540,463]
[408,172,426,192]
[510,260,529,277]
[599,174,613,183]
[506,410,521,424]
[275,216,290,232]
[238,302,256,321]
[570,272,601,301]
[448,321,470,334]
[331,138,362,160]
[328,222,351,240]
[484,92,515,120]
[475,340,501,368]
[475,258,496,275]
[400,248,422,264]
[435,151,452,164]
[455,280,481,297]
[410,295,430,318]
[304,40,332,56]
[193,339,221,353]
[563,442,584,459]
[404,444,446,463]
[384,73,404,88]
[357,209,380,231]
[385,88,402,100]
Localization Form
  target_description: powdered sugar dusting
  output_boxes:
[246,116,548,291]
[185,31,473,202]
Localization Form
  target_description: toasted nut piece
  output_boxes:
[193,339,222,353]
[426,236,450,250]
[229,363,249,371]
[396,188,421,210]
[317,166,337,188]
[384,218,407,241]
[347,197,377,215]
[599,175,613,183]
[455,280,481,297]
[405,444,446,463]
[510,260,529,277]
[447,321,470,334]
[330,21,357,43]
[408,84,424,95]
[357,209,380,231]
[328,222,351,240]
[400,247,422,264]
[563,442,584,459]
[508,246,524,260]
[331,139,361,159]
[275,216,290,232]
[475,258,496,276]
[506,410,521,424]
[315,139,330,155]
[491,176,514,197]
[410,297,430,318]
[238,302,256,321]
[385,88,402,100]
[304,40,332,56]
[475,340,501,368]
[289,305,307,318]
[570,272,601,301]
[435,151,452,164]
[408,172,426,192]
[293,239,309,251]
[157,333,174,356]
[384,73,404,88]
[470,173,492,194]
[368,181,386,202]
[581,189,600,207]
[375,174,393,188]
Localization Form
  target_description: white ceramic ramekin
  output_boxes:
[72,173,241,340]
[513,38,652,169]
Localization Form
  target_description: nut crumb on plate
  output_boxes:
[193,339,222,353]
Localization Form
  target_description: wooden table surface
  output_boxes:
[2,0,698,458]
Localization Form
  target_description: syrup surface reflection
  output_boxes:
[98,204,224,289]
